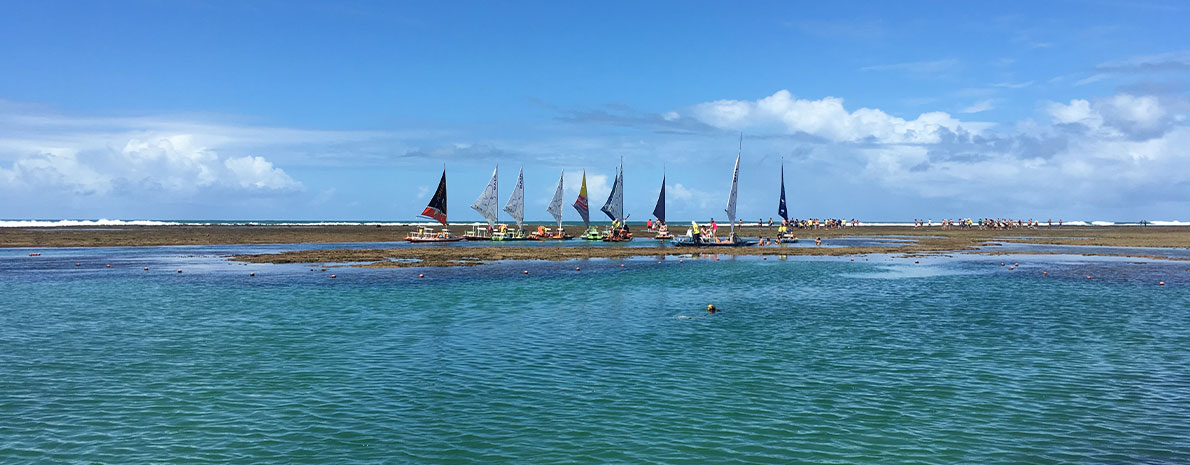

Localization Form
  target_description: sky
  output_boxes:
[1,0,1189,222]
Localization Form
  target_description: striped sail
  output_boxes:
[573,171,590,227]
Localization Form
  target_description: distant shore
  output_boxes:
[4,224,1189,267]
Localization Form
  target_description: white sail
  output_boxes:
[503,167,525,230]
[725,140,740,232]
[600,162,624,223]
[470,166,499,227]
[547,170,565,228]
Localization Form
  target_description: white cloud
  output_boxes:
[224,156,301,190]
[688,90,986,144]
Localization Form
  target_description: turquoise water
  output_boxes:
[2,247,1189,463]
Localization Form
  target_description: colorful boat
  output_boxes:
[405,168,463,242]
[600,160,632,242]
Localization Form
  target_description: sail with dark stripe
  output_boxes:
[653,174,665,223]
[420,169,448,225]
[573,170,590,227]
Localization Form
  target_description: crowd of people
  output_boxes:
[921,218,1064,230]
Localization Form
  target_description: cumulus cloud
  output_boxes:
[676,89,1190,213]
[688,90,987,144]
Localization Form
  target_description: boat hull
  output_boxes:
[406,237,465,243]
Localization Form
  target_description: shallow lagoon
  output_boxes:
[2,245,1188,463]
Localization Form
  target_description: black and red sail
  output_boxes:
[420,169,449,225]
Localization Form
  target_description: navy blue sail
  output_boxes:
[652,175,665,224]
[777,164,788,221]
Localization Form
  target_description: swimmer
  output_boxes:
[815,237,822,246]
[707,304,719,314]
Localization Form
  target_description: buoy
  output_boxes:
[177,269,183,273]
[679,259,684,263]
[143,267,148,271]
[620,264,625,268]
[106,264,111,268]
[763,257,767,260]
[331,274,336,278]
[575,267,580,271]
[418,273,424,278]
[249,272,255,277]
[1043,271,1048,275]
[1086,275,1092,279]
[1014,263,1019,267]
[1000,262,1005,266]
[75,263,81,267]
[523,270,529,275]
[1009,266,1014,270]
[657,261,662,264]
[850,258,854,261]
[914,260,919,264]
[1159,281,1165,286]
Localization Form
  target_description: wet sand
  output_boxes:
[4,224,1189,267]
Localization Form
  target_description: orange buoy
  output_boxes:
[523,270,529,275]
[1009,266,1014,270]
[1043,271,1048,275]
[1159,281,1165,286]
[575,267,580,271]
[1086,275,1092,279]
[331,274,336,278]
[75,263,81,267]
[177,269,182,273]
[1014,263,1019,267]
[620,264,625,268]
[418,273,424,278]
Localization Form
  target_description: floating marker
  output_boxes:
[1159,281,1165,286]
[331,274,336,278]
[575,267,580,271]
[1086,275,1092,279]
[914,260,919,264]
[75,263,81,267]
[143,267,148,271]
[657,261,662,264]
[523,270,529,275]
[1009,266,1015,270]
[177,269,183,273]
[679,259,684,263]
[1001,262,1005,266]
[620,264,625,268]
[763,257,767,260]
[249,272,255,277]
[418,273,424,278]
[106,264,111,268]
[1043,271,1048,275]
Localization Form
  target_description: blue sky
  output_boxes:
[2,0,1189,222]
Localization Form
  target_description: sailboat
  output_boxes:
[775,160,797,243]
[465,165,499,240]
[406,167,464,242]
[652,172,672,240]
[673,136,756,247]
[493,167,529,241]
[600,160,632,242]
[533,170,571,240]
[574,171,601,240]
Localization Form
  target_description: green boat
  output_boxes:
[580,226,603,240]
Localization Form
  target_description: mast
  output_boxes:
[547,170,565,229]
[726,135,741,237]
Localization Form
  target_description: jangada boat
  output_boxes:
[533,170,572,240]
[599,160,633,242]
[406,168,464,242]
[651,172,673,240]
[579,226,603,240]
[493,168,532,241]
[467,165,501,240]
[572,171,601,240]
[673,135,756,248]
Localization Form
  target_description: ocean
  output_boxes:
[2,245,1189,463]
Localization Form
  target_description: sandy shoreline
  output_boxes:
[5,224,1187,267]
